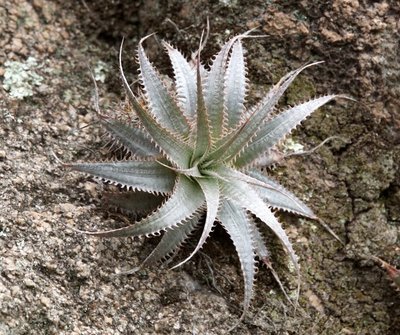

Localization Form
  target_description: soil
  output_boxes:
[0,0,399,334]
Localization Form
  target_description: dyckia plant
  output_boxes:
[67,31,345,318]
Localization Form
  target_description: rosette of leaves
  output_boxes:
[67,32,345,318]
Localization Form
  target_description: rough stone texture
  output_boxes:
[1,0,399,334]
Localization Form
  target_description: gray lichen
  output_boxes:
[93,60,109,83]
[2,57,44,99]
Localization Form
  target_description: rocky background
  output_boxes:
[0,0,399,334]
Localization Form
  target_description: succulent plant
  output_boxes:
[67,31,345,319]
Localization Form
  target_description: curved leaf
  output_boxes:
[163,41,197,120]
[218,199,256,319]
[247,170,317,219]
[203,33,251,140]
[234,95,341,168]
[249,218,294,306]
[208,62,323,164]
[67,160,175,194]
[79,175,205,238]
[219,178,299,276]
[225,40,247,130]
[207,164,279,191]
[192,59,211,164]
[171,177,220,269]
[142,212,203,266]
[102,118,160,157]
[138,36,190,137]
[247,219,269,260]
[119,40,193,169]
